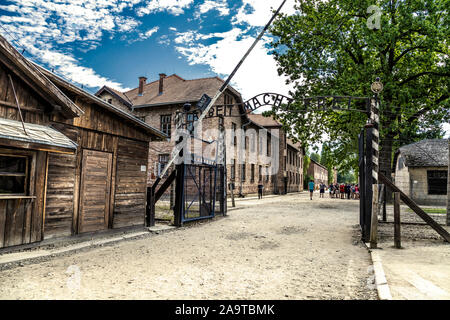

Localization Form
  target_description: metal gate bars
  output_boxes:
[172,162,225,227]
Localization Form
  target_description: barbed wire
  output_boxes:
[0,22,28,55]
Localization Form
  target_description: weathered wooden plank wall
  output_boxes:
[44,152,76,239]
[0,59,152,243]
[52,96,150,143]
[43,123,150,237]
[113,138,148,228]
[78,149,112,233]
[0,63,49,124]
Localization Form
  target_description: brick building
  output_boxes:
[247,114,304,194]
[307,159,329,188]
[96,73,303,195]
[394,139,448,206]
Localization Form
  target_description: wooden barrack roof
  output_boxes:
[0,34,83,118]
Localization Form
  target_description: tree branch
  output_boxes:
[406,94,450,122]
[398,72,450,86]
[344,47,361,65]
[393,45,427,65]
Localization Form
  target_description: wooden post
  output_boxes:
[379,172,450,242]
[383,183,387,222]
[146,186,155,227]
[394,192,401,249]
[370,184,379,249]
[379,184,386,221]
[230,182,235,207]
[170,181,174,209]
[173,164,184,227]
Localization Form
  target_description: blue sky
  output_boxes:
[0,0,448,137]
[0,0,297,100]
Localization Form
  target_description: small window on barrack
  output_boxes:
[0,155,28,195]
[427,170,447,195]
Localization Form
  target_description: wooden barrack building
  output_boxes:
[0,35,166,249]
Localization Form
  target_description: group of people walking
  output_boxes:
[308,180,359,200]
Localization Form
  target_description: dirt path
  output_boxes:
[0,192,377,299]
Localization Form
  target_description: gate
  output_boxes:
[181,163,218,223]
[172,160,225,227]
[148,160,226,227]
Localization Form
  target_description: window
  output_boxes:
[231,159,235,180]
[267,136,271,156]
[258,165,262,182]
[427,170,447,195]
[186,112,198,134]
[232,123,237,146]
[0,155,28,195]
[136,115,146,122]
[250,164,255,183]
[224,94,233,106]
[157,154,169,177]
[265,167,269,182]
[107,98,112,104]
[250,132,256,152]
[160,115,172,136]
[241,164,246,182]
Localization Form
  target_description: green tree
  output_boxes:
[338,171,357,184]
[269,0,449,181]
[303,154,312,188]
[309,152,320,163]
[320,143,337,184]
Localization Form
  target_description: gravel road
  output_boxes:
[0,192,377,300]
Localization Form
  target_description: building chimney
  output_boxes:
[159,73,166,95]
[138,76,147,96]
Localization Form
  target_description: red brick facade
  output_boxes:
[307,159,329,188]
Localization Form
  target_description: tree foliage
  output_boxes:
[320,143,337,184]
[309,152,320,163]
[269,0,450,175]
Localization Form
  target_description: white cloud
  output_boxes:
[29,46,129,91]
[198,0,230,17]
[143,27,159,38]
[158,35,171,46]
[232,0,297,27]
[172,0,298,100]
[175,28,293,100]
[136,0,194,17]
[0,0,180,90]
[128,26,160,43]
[443,123,450,138]
[173,30,217,44]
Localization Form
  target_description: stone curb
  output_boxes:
[365,243,393,300]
